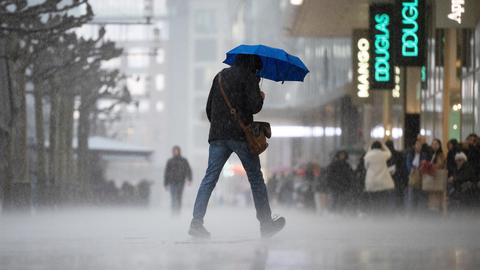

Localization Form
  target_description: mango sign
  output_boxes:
[352,30,370,98]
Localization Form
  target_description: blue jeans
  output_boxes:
[192,140,272,225]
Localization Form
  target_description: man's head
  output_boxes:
[447,139,458,151]
[172,146,181,157]
[234,54,263,73]
[336,150,348,161]
[454,152,467,169]
[466,133,478,146]
[371,141,382,150]
[417,135,427,145]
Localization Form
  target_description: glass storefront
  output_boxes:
[422,23,479,143]
[461,23,480,138]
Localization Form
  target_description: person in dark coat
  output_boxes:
[164,146,192,215]
[448,152,479,209]
[189,54,284,238]
[278,172,295,207]
[385,140,408,211]
[326,150,353,212]
[446,139,461,177]
[464,133,480,176]
[352,153,366,212]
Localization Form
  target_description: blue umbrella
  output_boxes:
[223,44,309,82]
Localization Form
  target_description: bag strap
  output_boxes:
[217,73,248,130]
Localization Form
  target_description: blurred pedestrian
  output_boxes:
[364,141,395,214]
[464,133,480,176]
[385,140,408,211]
[448,152,478,210]
[352,153,367,212]
[278,172,295,207]
[425,139,446,212]
[326,150,353,212]
[302,162,317,210]
[164,146,192,215]
[189,54,284,238]
[314,166,329,214]
[446,139,460,177]
[267,174,280,204]
[137,179,152,206]
[406,140,429,213]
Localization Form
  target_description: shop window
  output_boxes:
[128,48,150,68]
[127,74,146,96]
[155,74,165,91]
[156,49,165,64]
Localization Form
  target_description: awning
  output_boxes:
[73,136,153,158]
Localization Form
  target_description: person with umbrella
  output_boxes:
[188,45,308,239]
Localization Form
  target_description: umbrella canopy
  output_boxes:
[223,44,309,82]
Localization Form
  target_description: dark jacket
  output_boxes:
[465,145,480,175]
[326,159,353,193]
[452,162,477,193]
[206,67,263,142]
[164,156,192,187]
[447,148,461,177]
[387,149,408,190]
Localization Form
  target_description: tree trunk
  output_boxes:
[77,91,92,201]
[34,84,47,206]
[2,60,31,210]
[48,88,59,204]
[0,40,15,211]
[57,92,75,202]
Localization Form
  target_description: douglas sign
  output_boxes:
[394,0,426,66]
[369,4,394,89]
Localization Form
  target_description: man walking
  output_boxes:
[188,54,285,238]
[164,146,192,215]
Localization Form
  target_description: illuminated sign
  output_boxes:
[393,0,426,66]
[369,4,394,89]
[421,65,428,89]
[448,0,465,24]
[435,0,480,28]
[392,66,401,98]
[352,30,370,98]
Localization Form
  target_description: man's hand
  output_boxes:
[260,91,265,99]
[187,180,192,187]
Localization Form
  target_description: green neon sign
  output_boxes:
[374,13,391,82]
[401,0,419,57]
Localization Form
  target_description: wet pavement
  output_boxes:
[1,207,479,270]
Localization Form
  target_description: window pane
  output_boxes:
[128,48,150,68]
[127,74,146,96]
[155,74,165,91]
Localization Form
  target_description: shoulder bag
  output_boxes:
[217,74,270,155]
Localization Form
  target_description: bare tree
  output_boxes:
[0,0,92,210]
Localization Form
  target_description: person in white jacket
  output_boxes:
[363,141,395,213]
